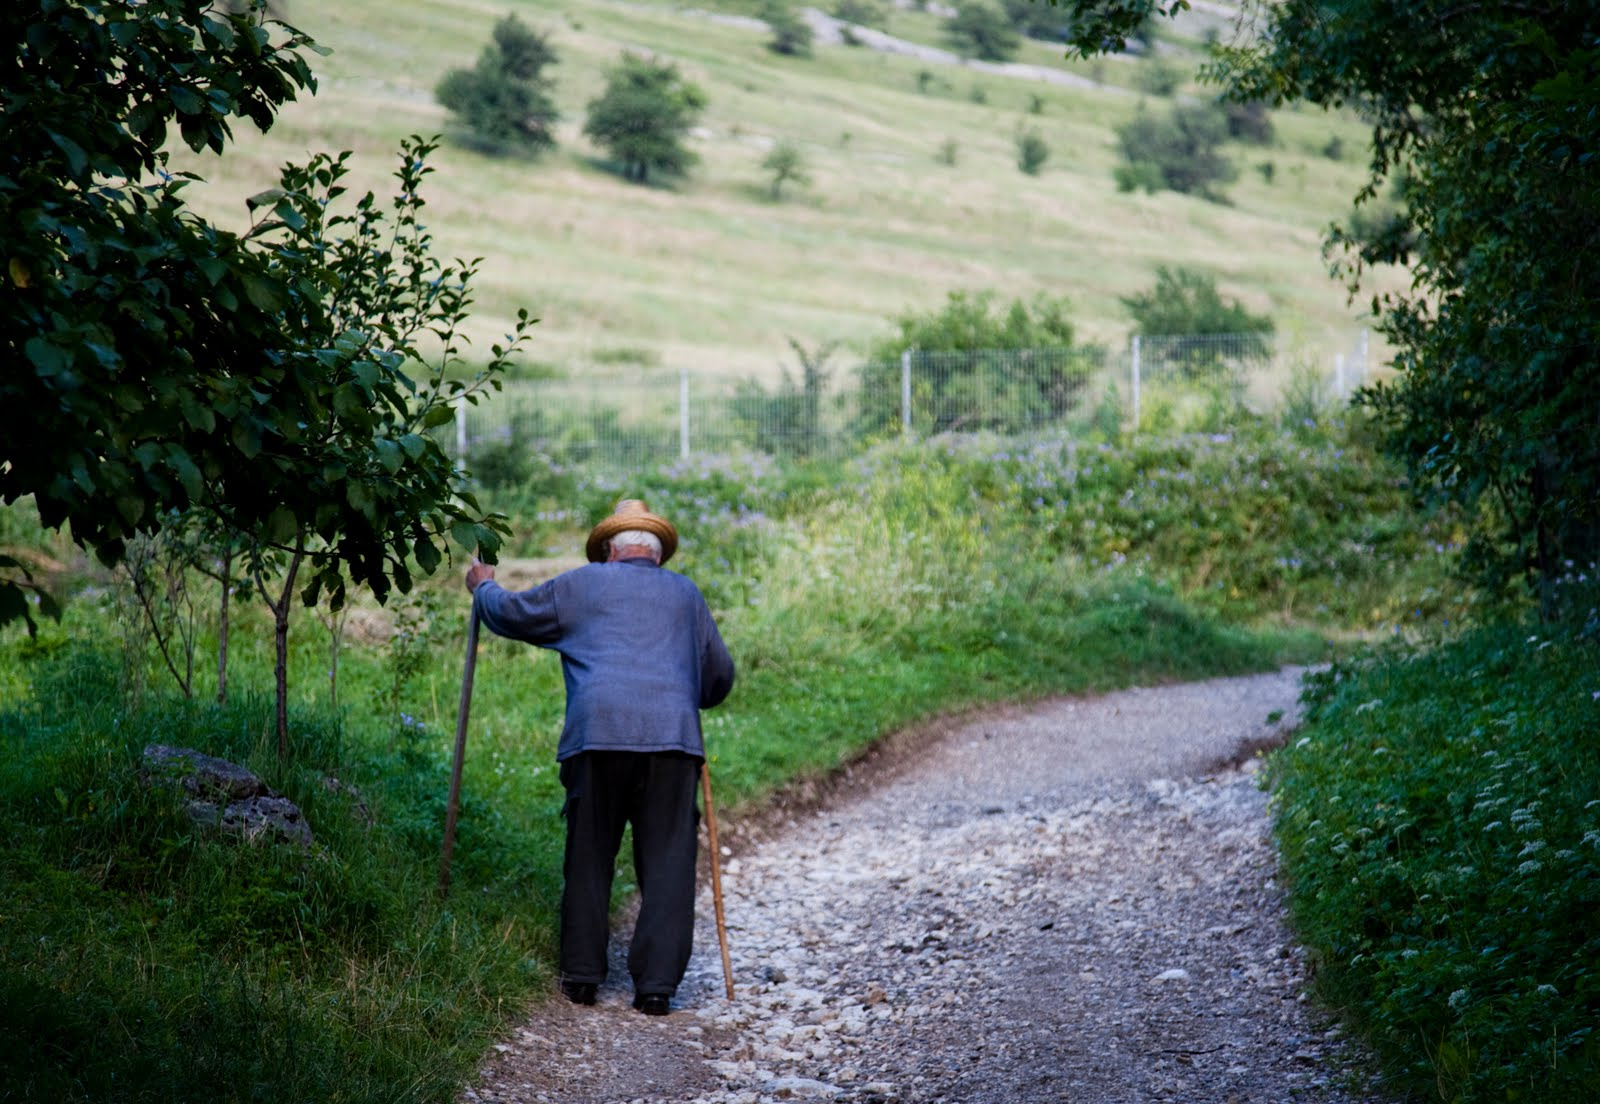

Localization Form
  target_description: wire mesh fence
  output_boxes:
[452,330,1372,473]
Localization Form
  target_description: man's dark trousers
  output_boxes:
[558,750,701,997]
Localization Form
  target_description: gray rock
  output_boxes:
[143,744,312,848]
[143,743,266,800]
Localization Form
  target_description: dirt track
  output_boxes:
[460,669,1386,1104]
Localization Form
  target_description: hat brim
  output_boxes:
[586,512,678,564]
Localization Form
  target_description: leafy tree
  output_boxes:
[583,53,708,184]
[1077,0,1600,615]
[1123,266,1274,378]
[761,140,812,200]
[1114,102,1237,200]
[0,0,531,748]
[1016,130,1050,175]
[1123,266,1275,341]
[1,0,318,633]
[234,137,531,752]
[945,1,1022,62]
[763,0,815,57]
[435,15,560,155]
[857,290,1094,434]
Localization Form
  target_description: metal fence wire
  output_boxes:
[452,330,1371,472]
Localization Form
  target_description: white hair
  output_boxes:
[609,529,662,561]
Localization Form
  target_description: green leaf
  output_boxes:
[246,188,288,211]
[242,275,284,314]
[374,438,403,474]
[170,85,203,115]
[25,338,72,378]
[265,505,297,543]
[346,480,374,515]
[422,403,456,429]
[398,433,427,460]
[414,536,441,573]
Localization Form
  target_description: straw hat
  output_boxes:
[586,498,678,564]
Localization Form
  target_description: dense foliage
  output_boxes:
[0,0,315,625]
[1068,0,1600,613]
[434,15,561,155]
[1,2,524,660]
[1272,623,1600,1101]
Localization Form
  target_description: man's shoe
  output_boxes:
[561,981,597,1006]
[632,993,670,1016]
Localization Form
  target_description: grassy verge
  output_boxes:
[0,420,1460,1100]
[1269,618,1600,1101]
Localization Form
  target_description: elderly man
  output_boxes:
[465,499,735,1016]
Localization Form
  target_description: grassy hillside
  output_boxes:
[172,0,1399,382]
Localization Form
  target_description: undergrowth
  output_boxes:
[0,419,1478,1101]
[1270,616,1600,1101]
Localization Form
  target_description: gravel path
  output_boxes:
[461,670,1387,1104]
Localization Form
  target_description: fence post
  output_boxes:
[1130,335,1141,432]
[1335,353,1347,399]
[679,367,691,460]
[1359,328,1370,382]
[901,349,912,434]
[454,394,467,460]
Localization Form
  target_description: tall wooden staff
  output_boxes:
[701,762,735,1000]
[438,608,480,897]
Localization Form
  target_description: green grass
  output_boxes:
[1269,618,1600,1101]
[165,0,1393,383]
[0,417,1459,1101]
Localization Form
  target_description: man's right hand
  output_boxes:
[465,558,495,593]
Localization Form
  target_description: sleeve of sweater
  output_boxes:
[472,578,561,645]
[698,600,736,710]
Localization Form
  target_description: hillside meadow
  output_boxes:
[169,0,1399,383]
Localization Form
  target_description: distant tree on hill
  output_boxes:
[435,16,560,155]
[583,53,707,184]
[1114,103,1237,200]
[763,0,815,57]
[834,0,888,30]
[945,1,1021,61]
[761,140,812,200]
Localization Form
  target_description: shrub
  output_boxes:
[763,0,814,57]
[944,1,1020,61]
[1135,57,1182,96]
[833,0,887,29]
[435,16,560,155]
[1016,130,1049,175]
[1115,103,1238,200]
[1223,99,1275,145]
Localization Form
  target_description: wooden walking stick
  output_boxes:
[701,761,735,1000]
[439,607,481,897]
